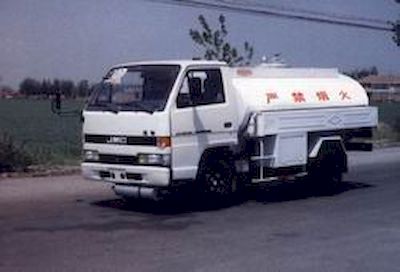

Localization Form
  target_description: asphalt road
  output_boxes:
[1,147,400,272]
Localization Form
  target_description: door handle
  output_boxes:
[224,122,232,128]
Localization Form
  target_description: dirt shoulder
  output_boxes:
[0,165,81,179]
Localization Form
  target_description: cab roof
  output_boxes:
[110,59,227,70]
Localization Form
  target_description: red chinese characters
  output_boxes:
[292,92,306,103]
[266,92,278,104]
[339,90,351,100]
[265,90,352,104]
[316,91,329,101]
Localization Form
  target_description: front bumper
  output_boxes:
[81,162,170,187]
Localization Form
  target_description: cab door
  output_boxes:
[170,68,237,180]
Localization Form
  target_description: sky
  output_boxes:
[0,0,399,88]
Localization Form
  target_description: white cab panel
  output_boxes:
[171,104,238,180]
[83,111,170,136]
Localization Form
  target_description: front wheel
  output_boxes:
[198,156,238,199]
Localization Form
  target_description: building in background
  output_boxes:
[359,75,400,102]
[0,86,19,99]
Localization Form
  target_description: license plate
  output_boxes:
[108,168,127,181]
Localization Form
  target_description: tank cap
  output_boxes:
[259,54,288,68]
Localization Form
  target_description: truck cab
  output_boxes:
[81,60,378,199]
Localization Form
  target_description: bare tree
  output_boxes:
[392,0,400,46]
[190,14,254,66]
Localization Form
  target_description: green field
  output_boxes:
[0,99,84,165]
[0,99,399,167]
[371,102,400,127]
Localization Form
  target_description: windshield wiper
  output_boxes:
[90,102,120,114]
[88,102,154,114]
[105,103,120,114]
[120,102,154,114]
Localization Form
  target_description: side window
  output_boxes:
[177,69,225,108]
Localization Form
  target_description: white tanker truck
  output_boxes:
[80,60,378,199]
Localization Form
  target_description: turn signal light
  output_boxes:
[156,137,171,149]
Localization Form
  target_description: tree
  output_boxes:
[393,22,400,46]
[392,0,400,46]
[77,80,90,98]
[52,79,60,96]
[345,66,379,80]
[59,80,75,98]
[189,14,254,66]
[18,77,92,98]
[19,78,41,96]
[41,79,51,97]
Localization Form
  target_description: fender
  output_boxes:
[196,146,236,178]
[309,136,345,158]
[308,135,348,173]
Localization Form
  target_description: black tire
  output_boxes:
[198,156,237,198]
[307,145,345,190]
[308,158,344,184]
[308,141,347,188]
[308,169,342,185]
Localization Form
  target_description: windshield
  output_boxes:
[87,65,180,113]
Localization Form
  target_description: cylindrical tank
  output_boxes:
[228,66,369,123]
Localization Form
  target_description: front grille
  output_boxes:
[97,154,138,165]
[85,153,168,167]
[85,134,156,146]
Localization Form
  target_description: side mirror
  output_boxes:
[51,92,62,114]
[50,92,80,117]
[55,92,61,110]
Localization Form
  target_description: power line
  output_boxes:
[144,0,393,32]
[216,0,389,26]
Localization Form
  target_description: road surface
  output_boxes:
[1,147,400,272]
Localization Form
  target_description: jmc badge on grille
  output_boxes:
[107,136,128,145]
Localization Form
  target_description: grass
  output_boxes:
[0,133,33,172]
[371,101,400,127]
[0,99,84,166]
[0,99,399,168]
[371,101,400,142]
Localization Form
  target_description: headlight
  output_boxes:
[137,153,170,166]
[84,150,99,161]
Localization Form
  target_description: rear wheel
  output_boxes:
[308,167,343,186]
[307,140,347,189]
